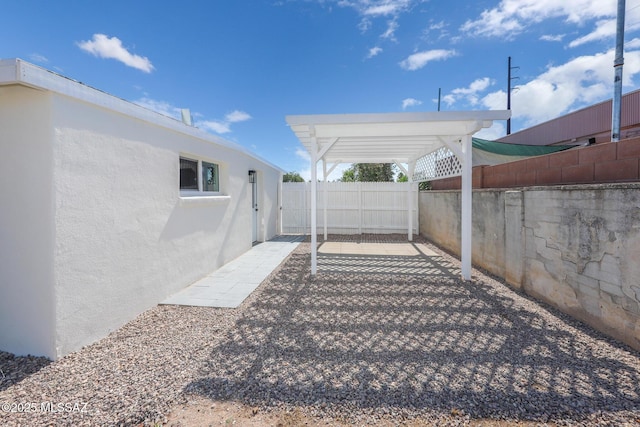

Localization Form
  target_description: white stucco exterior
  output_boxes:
[0,59,283,359]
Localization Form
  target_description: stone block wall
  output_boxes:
[419,184,640,351]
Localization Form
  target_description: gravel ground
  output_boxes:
[1,235,640,426]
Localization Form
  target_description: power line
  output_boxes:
[627,2,640,12]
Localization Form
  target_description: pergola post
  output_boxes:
[321,160,340,242]
[407,181,413,241]
[393,160,414,241]
[323,159,328,241]
[310,127,318,275]
[407,160,416,241]
[461,134,472,280]
[277,173,283,235]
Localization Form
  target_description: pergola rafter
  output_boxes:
[286,110,511,280]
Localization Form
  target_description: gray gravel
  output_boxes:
[2,235,640,426]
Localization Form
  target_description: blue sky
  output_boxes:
[3,0,640,179]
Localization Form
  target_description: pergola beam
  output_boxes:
[437,136,463,160]
[392,160,409,176]
[317,137,339,159]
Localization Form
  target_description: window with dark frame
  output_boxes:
[179,158,198,190]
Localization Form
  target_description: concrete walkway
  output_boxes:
[161,235,303,308]
[318,241,440,256]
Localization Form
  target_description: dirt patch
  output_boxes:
[165,396,341,426]
[164,396,556,426]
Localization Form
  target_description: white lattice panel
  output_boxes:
[412,146,462,182]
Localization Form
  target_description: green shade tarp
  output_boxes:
[472,138,573,156]
[471,138,574,166]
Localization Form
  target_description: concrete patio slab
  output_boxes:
[318,241,430,256]
[161,235,303,308]
[317,240,459,276]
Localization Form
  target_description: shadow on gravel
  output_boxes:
[185,241,640,424]
[0,352,51,392]
[317,242,459,277]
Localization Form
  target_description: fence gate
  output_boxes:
[281,182,418,235]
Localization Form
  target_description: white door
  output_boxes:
[251,172,258,243]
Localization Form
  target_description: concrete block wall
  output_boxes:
[432,137,640,190]
[419,184,640,351]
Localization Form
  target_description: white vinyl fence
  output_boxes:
[282,182,418,235]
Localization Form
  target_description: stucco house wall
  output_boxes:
[0,84,56,359]
[0,59,282,359]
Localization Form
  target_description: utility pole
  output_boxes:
[507,57,519,135]
[612,0,626,142]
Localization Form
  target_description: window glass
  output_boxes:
[202,162,219,192]
[179,158,198,190]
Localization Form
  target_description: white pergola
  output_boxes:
[286,110,511,280]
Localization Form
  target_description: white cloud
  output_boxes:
[399,49,457,71]
[77,34,154,73]
[460,8,523,39]
[569,19,616,48]
[202,109,253,133]
[296,147,310,162]
[461,0,617,39]
[338,0,411,37]
[443,77,494,107]
[364,4,395,16]
[567,7,640,48]
[200,110,252,134]
[402,97,422,109]
[342,0,411,17]
[358,17,372,33]
[422,20,450,42]
[453,77,493,95]
[134,97,182,119]
[367,46,383,58]
[429,21,445,31]
[29,53,48,63]
[225,110,252,123]
[381,19,399,40]
[200,121,232,134]
[441,94,456,106]
[475,122,506,141]
[364,3,403,16]
[480,46,640,126]
[480,90,507,111]
[134,97,250,134]
[540,34,565,42]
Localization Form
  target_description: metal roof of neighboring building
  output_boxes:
[498,88,640,147]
